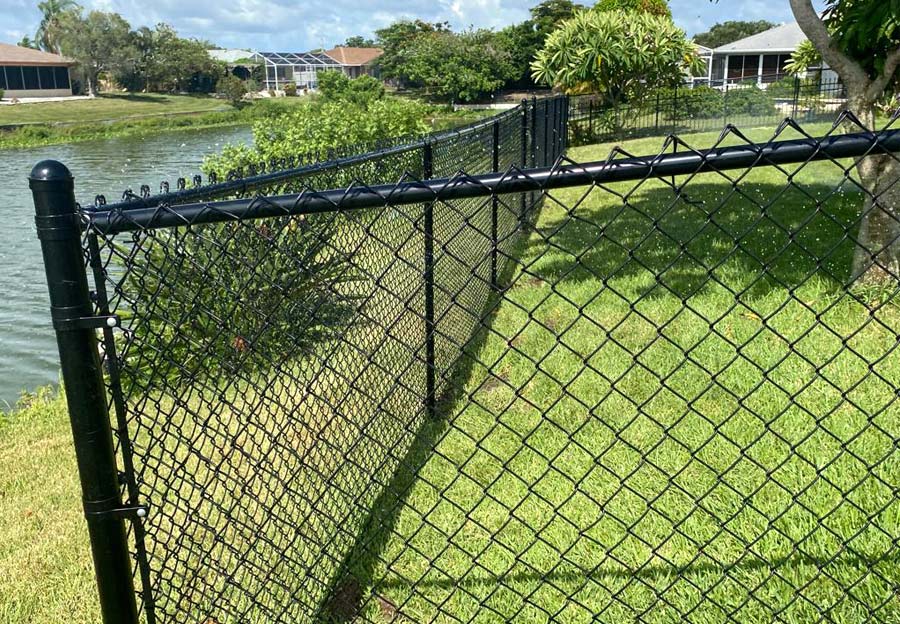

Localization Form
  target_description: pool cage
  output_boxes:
[256,51,342,91]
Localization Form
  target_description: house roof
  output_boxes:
[713,22,807,54]
[323,47,383,66]
[0,42,74,66]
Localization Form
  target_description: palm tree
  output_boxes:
[17,36,40,49]
[35,0,80,54]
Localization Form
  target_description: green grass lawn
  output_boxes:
[0,390,99,624]
[0,93,233,126]
[348,125,900,622]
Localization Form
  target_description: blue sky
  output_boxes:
[1,0,798,51]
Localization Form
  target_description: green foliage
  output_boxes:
[0,89,4,101]
[532,9,701,103]
[17,35,40,49]
[35,0,80,53]
[342,35,378,47]
[822,0,900,82]
[115,24,220,93]
[766,75,821,98]
[317,71,385,105]
[57,9,134,95]
[283,82,298,96]
[497,0,585,87]
[375,20,450,84]
[692,20,776,49]
[126,219,359,389]
[724,84,776,116]
[665,85,724,118]
[784,40,822,76]
[217,74,247,105]
[594,0,671,17]
[381,28,517,102]
[204,96,429,175]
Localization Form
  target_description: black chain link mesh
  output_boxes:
[80,101,900,623]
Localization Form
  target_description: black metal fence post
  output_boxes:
[588,99,594,141]
[30,160,140,624]
[655,91,660,132]
[792,75,800,119]
[422,143,436,419]
[520,98,528,222]
[543,99,549,167]
[491,119,500,289]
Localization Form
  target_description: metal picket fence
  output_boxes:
[31,101,900,624]
[569,76,848,145]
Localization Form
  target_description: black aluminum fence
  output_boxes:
[32,103,900,624]
[570,76,848,145]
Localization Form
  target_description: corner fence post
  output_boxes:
[422,143,436,420]
[30,160,140,624]
[491,119,500,290]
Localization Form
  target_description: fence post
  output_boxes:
[543,99,549,167]
[792,74,800,119]
[520,98,528,222]
[672,84,678,134]
[422,143,436,420]
[655,91,660,132]
[30,160,140,624]
[491,119,500,290]
[588,99,594,140]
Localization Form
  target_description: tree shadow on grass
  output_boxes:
[100,93,173,104]
[526,180,865,303]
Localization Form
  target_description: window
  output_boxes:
[38,66,55,89]
[761,54,790,82]
[54,66,70,89]
[5,66,24,90]
[22,66,39,90]
[0,67,7,90]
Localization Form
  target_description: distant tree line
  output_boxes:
[19,1,223,96]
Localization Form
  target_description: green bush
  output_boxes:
[125,217,360,389]
[655,85,724,120]
[724,84,776,116]
[283,82,298,97]
[0,89,4,100]
[766,76,821,99]
[205,96,429,176]
[218,74,247,106]
[317,71,385,106]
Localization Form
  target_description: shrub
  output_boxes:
[125,217,360,389]
[766,76,821,99]
[0,89,4,100]
[317,71,385,106]
[283,82,297,97]
[205,96,429,176]
[218,74,248,106]
[724,84,776,116]
[654,85,724,120]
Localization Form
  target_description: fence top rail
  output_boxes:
[87,126,900,235]
[95,99,536,214]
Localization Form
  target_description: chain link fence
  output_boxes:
[31,100,900,624]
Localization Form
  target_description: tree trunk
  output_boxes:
[848,96,900,286]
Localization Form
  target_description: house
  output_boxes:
[707,21,838,87]
[256,47,383,91]
[0,42,75,98]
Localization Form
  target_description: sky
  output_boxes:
[1,0,799,52]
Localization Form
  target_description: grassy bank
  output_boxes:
[0,390,99,624]
[0,92,492,150]
[0,93,307,150]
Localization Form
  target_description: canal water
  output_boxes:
[0,125,253,408]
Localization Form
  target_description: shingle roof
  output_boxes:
[0,42,74,65]
[713,22,807,53]
[323,47,383,66]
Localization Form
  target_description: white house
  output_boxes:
[708,21,838,87]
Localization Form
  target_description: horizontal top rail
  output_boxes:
[97,100,532,213]
[88,128,900,235]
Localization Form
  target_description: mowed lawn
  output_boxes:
[352,125,900,623]
[0,93,232,126]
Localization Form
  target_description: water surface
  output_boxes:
[0,125,252,408]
